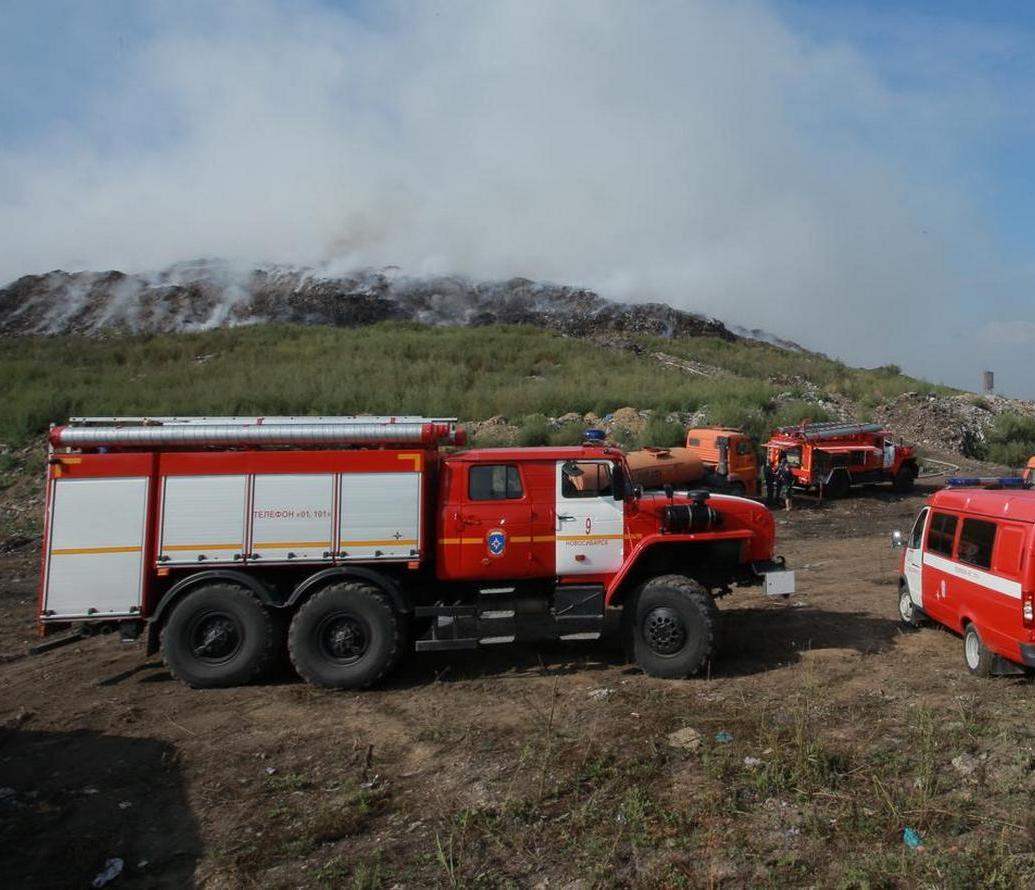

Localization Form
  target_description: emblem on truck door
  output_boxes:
[487,529,507,557]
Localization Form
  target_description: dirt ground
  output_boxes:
[2,477,1035,889]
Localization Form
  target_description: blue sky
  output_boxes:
[0,1,1033,396]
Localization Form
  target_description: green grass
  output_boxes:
[0,322,957,446]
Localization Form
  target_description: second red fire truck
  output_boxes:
[765,421,918,499]
[37,416,793,689]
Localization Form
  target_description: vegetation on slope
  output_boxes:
[0,322,960,450]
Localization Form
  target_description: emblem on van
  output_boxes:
[487,529,507,558]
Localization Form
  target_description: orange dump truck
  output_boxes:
[627,427,758,496]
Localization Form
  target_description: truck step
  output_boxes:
[415,637,479,652]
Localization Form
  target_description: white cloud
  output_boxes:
[0,0,1032,394]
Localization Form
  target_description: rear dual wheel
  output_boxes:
[162,585,277,688]
[288,581,403,689]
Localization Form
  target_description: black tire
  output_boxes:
[631,575,719,678]
[892,466,915,493]
[288,581,402,689]
[161,585,275,688]
[897,584,923,629]
[963,624,994,677]
[824,471,851,499]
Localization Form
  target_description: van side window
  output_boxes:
[958,519,996,570]
[469,465,523,501]
[908,508,928,549]
[927,512,957,557]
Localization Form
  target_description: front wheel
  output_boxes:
[161,585,275,688]
[288,581,402,689]
[963,624,994,677]
[631,575,719,678]
[897,584,923,629]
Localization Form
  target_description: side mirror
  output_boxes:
[890,529,905,549]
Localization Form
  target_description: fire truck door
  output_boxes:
[904,507,928,610]
[456,464,533,578]
[555,460,624,575]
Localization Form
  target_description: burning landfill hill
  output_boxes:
[1,261,1034,463]
[0,261,741,343]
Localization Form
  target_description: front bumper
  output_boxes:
[750,558,796,597]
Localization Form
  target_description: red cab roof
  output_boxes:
[929,487,1035,524]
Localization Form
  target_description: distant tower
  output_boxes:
[983,370,994,394]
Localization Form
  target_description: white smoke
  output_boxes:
[0,0,1033,394]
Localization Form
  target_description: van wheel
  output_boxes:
[897,585,923,628]
[162,585,275,688]
[963,624,993,677]
[288,581,402,689]
[632,575,718,678]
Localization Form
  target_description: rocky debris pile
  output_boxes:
[768,375,854,421]
[466,406,706,448]
[874,392,1035,456]
[0,261,737,342]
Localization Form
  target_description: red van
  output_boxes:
[893,479,1035,675]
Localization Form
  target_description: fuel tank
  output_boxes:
[625,447,706,488]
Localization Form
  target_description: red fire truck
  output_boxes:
[764,421,918,499]
[893,478,1035,675]
[37,416,793,689]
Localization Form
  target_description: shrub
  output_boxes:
[641,417,685,448]
[983,413,1035,468]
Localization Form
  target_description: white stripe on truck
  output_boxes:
[922,552,1023,600]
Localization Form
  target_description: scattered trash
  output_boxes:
[359,774,381,789]
[136,861,149,870]
[902,827,923,849]
[91,858,124,888]
[118,801,132,810]
[82,787,100,795]
[265,767,277,776]
[743,756,763,768]
[951,753,978,776]
[715,731,734,744]
[666,727,702,751]
[0,787,15,800]
[587,687,614,701]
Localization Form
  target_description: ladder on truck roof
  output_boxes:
[773,421,886,440]
[52,415,463,449]
[67,415,457,426]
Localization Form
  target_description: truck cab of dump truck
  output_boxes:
[685,427,758,495]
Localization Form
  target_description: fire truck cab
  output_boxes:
[893,478,1035,674]
[38,416,794,690]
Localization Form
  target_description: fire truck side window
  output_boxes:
[469,465,523,501]
[785,447,802,468]
[687,437,700,447]
[957,519,996,570]
[927,512,958,557]
[736,441,753,455]
[562,462,612,498]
